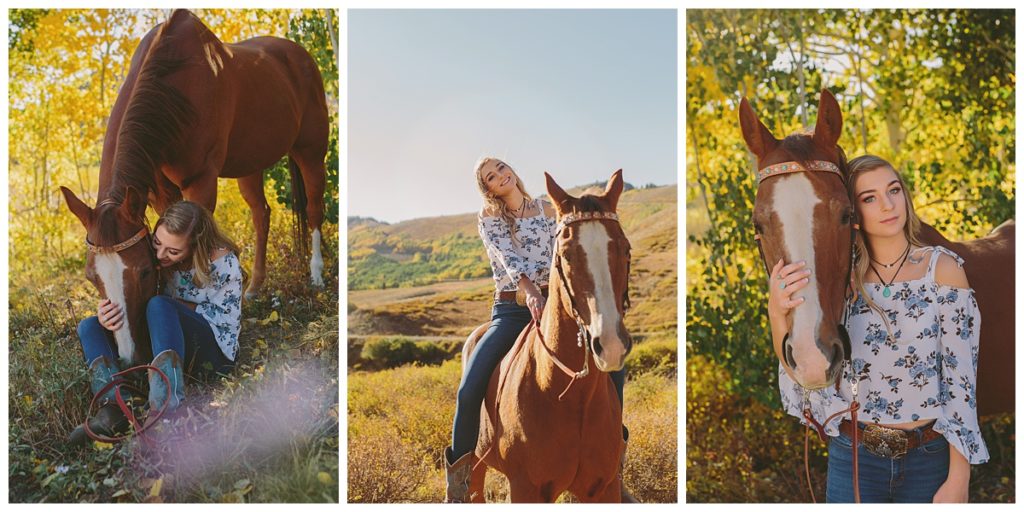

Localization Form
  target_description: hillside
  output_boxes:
[348,184,677,339]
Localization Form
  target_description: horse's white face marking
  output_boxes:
[94,252,135,364]
[310,228,324,287]
[577,222,626,371]
[772,173,829,384]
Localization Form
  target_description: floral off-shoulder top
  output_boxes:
[779,246,988,464]
[478,199,556,293]
[163,251,243,361]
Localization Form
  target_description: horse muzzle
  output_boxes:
[591,321,632,372]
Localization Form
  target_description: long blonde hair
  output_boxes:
[474,157,533,245]
[847,155,924,328]
[155,201,248,289]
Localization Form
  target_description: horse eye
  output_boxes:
[754,222,764,234]
[841,211,852,225]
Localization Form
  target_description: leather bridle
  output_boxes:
[543,210,631,400]
[752,159,862,503]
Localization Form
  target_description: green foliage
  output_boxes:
[359,337,450,369]
[627,336,678,376]
[686,9,1015,406]
[348,231,490,290]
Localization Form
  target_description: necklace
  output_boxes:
[513,197,528,218]
[870,242,911,268]
[869,245,911,298]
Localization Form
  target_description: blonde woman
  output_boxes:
[771,155,987,502]
[443,157,628,502]
[70,201,246,445]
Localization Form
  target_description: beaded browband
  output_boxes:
[556,211,620,234]
[87,227,149,254]
[757,160,842,184]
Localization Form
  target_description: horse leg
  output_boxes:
[289,148,327,288]
[237,174,270,299]
[468,462,486,503]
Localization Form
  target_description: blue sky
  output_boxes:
[348,9,677,223]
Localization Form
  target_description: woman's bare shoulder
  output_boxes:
[934,251,969,288]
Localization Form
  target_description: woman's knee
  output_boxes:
[145,295,175,319]
[77,316,101,338]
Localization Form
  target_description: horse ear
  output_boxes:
[60,186,92,229]
[120,186,147,219]
[545,172,570,216]
[813,89,843,148]
[602,169,624,211]
[739,97,779,161]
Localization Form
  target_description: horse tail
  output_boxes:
[289,156,309,257]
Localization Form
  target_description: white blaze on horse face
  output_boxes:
[310,228,324,287]
[772,174,829,386]
[577,222,626,372]
[94,252,135,364]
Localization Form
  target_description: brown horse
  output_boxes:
[462,170,633,503]
[740,88,1014,415]
[60,10,328,363]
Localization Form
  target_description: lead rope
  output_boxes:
[82,364,171,446]
[801,364,861,503]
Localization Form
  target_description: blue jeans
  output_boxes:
[77,295,234,377]
[450,301,627,459]
[826,424,950,503]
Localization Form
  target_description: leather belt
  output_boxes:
[495,286,549,306]
[839,419,942,458]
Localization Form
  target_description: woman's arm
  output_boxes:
[518,274,545,321]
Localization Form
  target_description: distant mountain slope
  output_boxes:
[348,184,677,337]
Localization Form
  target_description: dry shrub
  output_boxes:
[349,358,678,502]
[347,418,432,503]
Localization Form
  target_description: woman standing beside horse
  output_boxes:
[69,201,246,445]
[770,155,988,502]
[443,157,628,502]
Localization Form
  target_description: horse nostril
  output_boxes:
[592,336,602,356]
[783,333,797,370]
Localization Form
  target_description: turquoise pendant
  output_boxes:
[882,286,891,298]
[180,275,189,286]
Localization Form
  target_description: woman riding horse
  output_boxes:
[771,155,987,502]
[443,157,628,502]
[68,200,246,445]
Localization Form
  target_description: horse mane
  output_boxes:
[107,23,198,212]
[576,195,606,213]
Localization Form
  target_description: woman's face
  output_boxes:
[480,160,517,198]
[153,224,191,269]
[853,165,907,239]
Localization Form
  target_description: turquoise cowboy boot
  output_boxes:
[147,349,185,422]
[68,355,130,447]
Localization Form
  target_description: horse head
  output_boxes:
[61,186,158,365]
[740,89,853,390]
[545,170,633,373]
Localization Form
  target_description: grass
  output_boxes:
[8,190,340,503]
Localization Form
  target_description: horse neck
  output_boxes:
[534,269,598,390]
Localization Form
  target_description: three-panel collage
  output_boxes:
[3,6,1016,505]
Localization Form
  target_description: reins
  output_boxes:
[753,159,862,503]
[83,364,171,444]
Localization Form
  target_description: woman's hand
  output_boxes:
[97,299,124,331]
[934,446,971,502]
[767,259,811,323]
[932,474,969,503]
[519,276,546,322]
